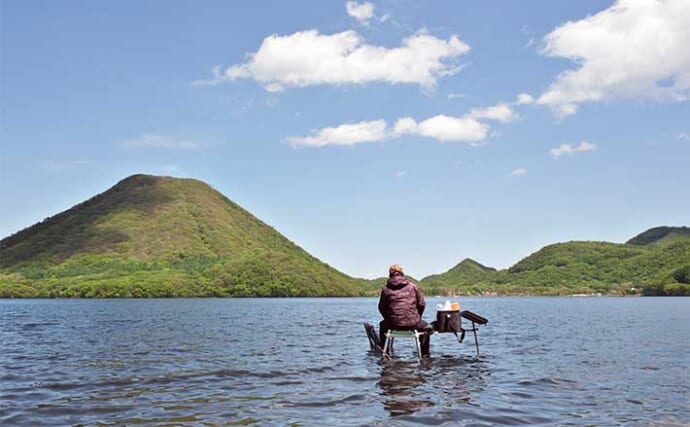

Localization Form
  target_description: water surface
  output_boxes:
[1,297,688,426]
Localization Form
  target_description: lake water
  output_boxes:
[0,297,688,426]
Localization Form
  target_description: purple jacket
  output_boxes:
[378,274,426,327]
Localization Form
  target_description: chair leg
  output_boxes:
[383,332,392,355]
[383,331,426,358]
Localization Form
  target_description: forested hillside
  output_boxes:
[420,231,690,296]
[0,175,367,297]
[0,175,687,297]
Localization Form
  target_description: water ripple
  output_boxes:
[0,297,688,426]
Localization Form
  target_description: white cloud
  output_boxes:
[289,113,489,147]
[537,0,690,117]
[392,117,418,137]
[287,120,387,147]
[553,103,578,119]
[395,115,489,142]
[511,168,528,177]
[194,29,470,91]
[288,98,525,147]
[469,103,517,123]
[516,93,534,105]
[264,83,283,93]
[396,171,407,177]
[346,1,374,25]
[119,134,201,150]
[550,141,597,157]
[676,132,689,141]
[195,65,224,87]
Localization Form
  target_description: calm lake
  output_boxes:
[1,297,688,426]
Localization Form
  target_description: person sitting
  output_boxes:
[378,264,430,356]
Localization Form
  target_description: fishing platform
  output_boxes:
[364,308,488,359]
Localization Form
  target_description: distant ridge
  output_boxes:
[448,258,496,273]
[420,258,497,295]
[421,228,690,296]
[626,226,690,246]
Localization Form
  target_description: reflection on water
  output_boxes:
[1,297,688,426]
[377,355,490,418]
[379,360,433,416]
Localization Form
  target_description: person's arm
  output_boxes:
[378,289,387,317]
[416,285,426,316]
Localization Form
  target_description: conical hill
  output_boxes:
[0,175,361,297]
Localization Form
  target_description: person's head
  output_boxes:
[389,264,404,277]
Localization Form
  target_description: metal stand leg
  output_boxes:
[415,333,422,359]
[472,321,480,357]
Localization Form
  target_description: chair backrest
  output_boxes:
[362,322,380,350]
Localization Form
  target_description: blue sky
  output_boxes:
[2,0,689,279]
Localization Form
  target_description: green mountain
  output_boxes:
[626,226,690,246]
[1,174,688,297]
[0,174,364,297]
[420,229,690,296]
[421,258,497,295]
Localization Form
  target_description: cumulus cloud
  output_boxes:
[516,93,535,105]
[391,117,417,137]
[287,120,387,147]
[511,168,528,177]
[550,141,597,157]
[537,0,690,117]
[469,103,517,123]
[288,97,526,147]
[289,112,494,147]
[119,134,201,150]
[346,1,374,25]
[676,132,689,141]
[194,29,470,91]
[395,115,488,142]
